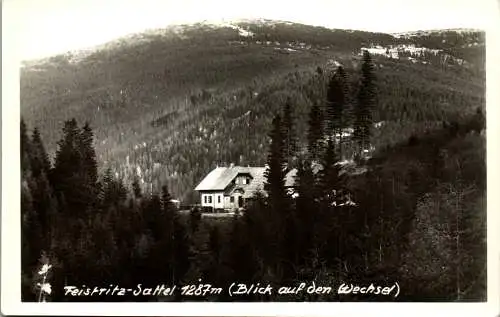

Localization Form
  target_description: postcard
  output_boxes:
[2,0,499,316]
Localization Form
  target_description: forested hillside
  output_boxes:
[20,21,485,203]
[21,56,486,302]
[20,21,486,302]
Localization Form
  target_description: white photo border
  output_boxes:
[2,0,499,316]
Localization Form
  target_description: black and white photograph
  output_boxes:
[2,0,500,315]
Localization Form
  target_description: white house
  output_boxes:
[195,164,297,211]
[195,165,265,211]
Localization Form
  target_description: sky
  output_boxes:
[4,0,495,61]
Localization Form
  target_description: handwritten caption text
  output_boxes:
[64,281,400,298]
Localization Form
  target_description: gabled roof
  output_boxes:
[195,166,266,192]
[195,165,300,199]
[241,168,266,199]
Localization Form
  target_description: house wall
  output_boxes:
[200,191,225,210]
[224,196,234,209]
[224,193,245,210]
[201,191,246,211]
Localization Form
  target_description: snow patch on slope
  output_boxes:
[217,21,255,37]
[360,44,441,59]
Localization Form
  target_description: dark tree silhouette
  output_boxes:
[325,66,349,155]
[264,114,288,213]
[282,101,297,167]
[21,118,32,173]
[325,67,348,135]
[31,127,52,177]
[354,50,376,153]
[307,103,324,161]
[317,139,343,206]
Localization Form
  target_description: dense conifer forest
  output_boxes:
[21,22,485,203]
[20,21,486,302]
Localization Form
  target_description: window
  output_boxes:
[204,195,207,203]
[217,195,221,203]
[230,196,234,203]
[208,196,212,204]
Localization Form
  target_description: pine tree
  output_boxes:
[21,118,32,173]
[55,119,80,164]
[282,101,297,167]
[20,123,57,274]
[52,119,86,215]
[307,103,324,161]
[325,70,341,136]
[31,127,51,178]
[325,67,349,153]
[313,140,349,272]
[100,167,114,206]
[264,115,288,213]
[79,123,99,191]
[99,167,127,219]
[30,126,56,244]
[318,139,343,206]
[20,124,58,300]
[21,181,41,269]
[29,171,58,245]
[296,159,316,211]
[264,114,298,283]
[294,159,317,265]
[354,50,376,153]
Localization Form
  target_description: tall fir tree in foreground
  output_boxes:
[264,114,288,213]
[354,50,376,154]
[294,158,317,267]
[20,120,58,301]
[31,127,51,178]
[307,103,324,161]
[51,119,82,214]
[79,122,100,211]
[325,67,348,139]
[263,114,295,281]
[318,139,343,206]
[282,101,297,167]
[50,119,101,217]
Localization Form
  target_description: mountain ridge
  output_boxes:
[21,19,484,66]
